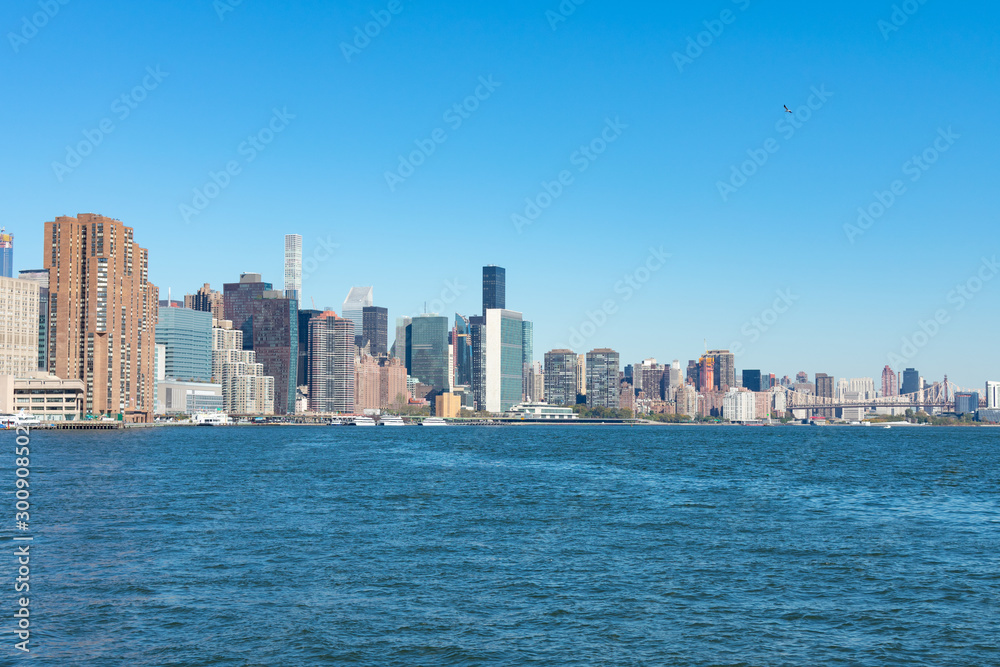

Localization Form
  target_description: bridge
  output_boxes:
[776,378,978,412]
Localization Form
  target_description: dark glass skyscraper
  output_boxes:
[454,314,472,387]
[407,315,450,397]
[901,368,920,395]
[482,265,505,313]
[362,306,388,356]
[224,275,298,415]
[742,369,762,392]
[469,315,485,409]
[297,308,321,387]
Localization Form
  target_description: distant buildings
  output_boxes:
[308,312,355,413]
[186,283,225,322]
[362,306,388,356]
[986,381,1000,409]
[954,392,979,416]
[723,388,755,422]
[544,350,577,406]
[881,365,898,396]
[213,318,274,415]
[0,228,12,278]
[901,367,920,395]
[355,354,409,412]
[342,286,373,338]
[706,350,735,390]
[0,276,39,378]
[815,373,834,417]
[17,269,48,371]
[156,306,212,382]
[284,234,302,300]
[483,309,523,413]
[586,348,620,409]
[482,265,505,312]
[44,214,158,421]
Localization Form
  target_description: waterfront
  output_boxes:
[7,426,1000,665]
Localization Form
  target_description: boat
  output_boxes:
[196,414,230,426]
[884,425,892,429]
[1,411,41,428]
[349,416,377,427]
[380,415,406,426]
[420,417,448,427]
[328,418,345,426]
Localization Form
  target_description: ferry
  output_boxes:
[380,415,406,426]
[350,416,377,427]
[420,417,448,427]
[1,412,41,428]
[328,418,345,426]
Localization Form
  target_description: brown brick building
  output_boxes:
[44,214,158,422]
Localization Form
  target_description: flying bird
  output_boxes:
[783,105,793,113]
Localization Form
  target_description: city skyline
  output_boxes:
[2,2,998,387]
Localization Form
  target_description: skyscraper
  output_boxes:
[986,381,1000,409]
[0,276,39,377]
[0,228,12,278]
[469,315,486,409]
[342,287,373,336]
[954,392,979,416]
[407,315,450,398]
[308,312,355,413]
[544,350,577,406]
[707,349,735,390]
[881,365,898,397]
[454,314,473,387]
[393,316,412,367]
[187,283,225,322]
[296,308,321,387]
[586,348,620,409]
[44,214,158,421]
[223,275,298,415]
[901,368,920,395]
[156,306,213,382]
[521,320,533,401]
[742,369,762,393]
[284,234,302,300]
[484,309,523,413]
[482,265,505,313]
[18,269,49,371]
[362,306,388,356]
[815,373,834,417]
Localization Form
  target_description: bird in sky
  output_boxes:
[783,105,793,113]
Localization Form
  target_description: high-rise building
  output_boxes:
[309,312,355,413]
[576,354,587,398]
[212,318,274,414]
[742,369,762,393]
[901,368,920,395]
[342,287,373,336]
[815,373,834,417]
[676,384,698,418]
[697,356,715,392]
[482,265,505,313]
[483,309,523,413]
[223,275,298,414]
[954,392,979,416]
[723,388,756,422]
[156,306,213,382]
[469,315,486,409]
[18,270,49,371]
[521,320,533,400]
[586,348,620,409]
[527,361,544,403]
[407,315,450,398]
[0,228,12,278]
[0,276,39,377]
[393,316,412,367]
[707,350,735,390]
[44,214,158,421]
[881,366,898,397]
[295,308,321,388]
[186,283,225,322]
[284,234,302,300]
[362,306,388,356]
[454,314,472,387]
[986,381,1000,409]
[544,349,578,406]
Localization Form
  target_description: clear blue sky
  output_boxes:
[2,0,998,388]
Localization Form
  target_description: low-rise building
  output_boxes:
[505,403,578,420]
[0,373,84,421]
[156,380,223,415]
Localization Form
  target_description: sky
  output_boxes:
[2,0,998,389]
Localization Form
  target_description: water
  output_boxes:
[5,425,1000,665]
